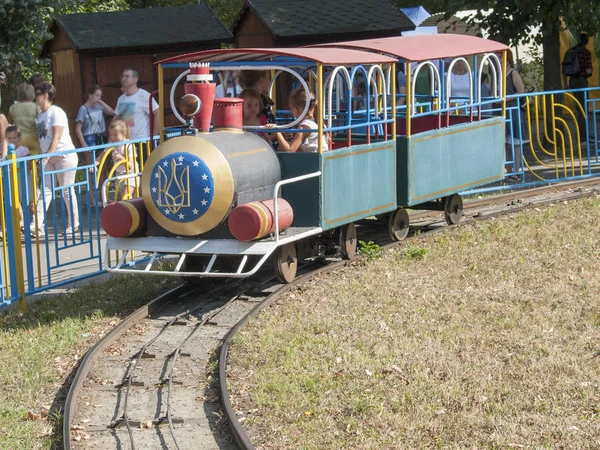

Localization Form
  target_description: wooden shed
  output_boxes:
[41,3,234,137]
[420,13,480,36]
[232,0,415,48]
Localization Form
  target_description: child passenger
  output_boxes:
[98,120,138,201]
[239,89,262,127]
[267,88,328,153]
[5,126,32,228]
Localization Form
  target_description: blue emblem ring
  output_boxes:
[141,135,235,236]
[149,151,215,223]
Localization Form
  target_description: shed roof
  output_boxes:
[232,0,415,39]
[313,34,508,62]
[159,47,397,65]
[42,3,233,54]
[420,13,479,36]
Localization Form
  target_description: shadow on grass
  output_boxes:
[1,274,180,333]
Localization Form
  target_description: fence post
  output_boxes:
[6,150,26,311]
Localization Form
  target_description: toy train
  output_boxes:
[103,35,509,283]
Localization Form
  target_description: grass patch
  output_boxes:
[228,197,600,449]
[358,241,383,261]
[0,274,179,449]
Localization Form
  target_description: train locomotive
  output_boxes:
[102,37,509,283]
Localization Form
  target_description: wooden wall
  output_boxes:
[235,12,274,47]
[52,49,83,143]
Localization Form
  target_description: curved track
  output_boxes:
[64,179,600,450]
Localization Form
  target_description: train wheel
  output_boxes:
[444,194,463,225]
[274,243,298,284]
[388,207,410,241]
[339,223,357,260]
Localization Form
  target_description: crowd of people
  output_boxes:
[0,68,157,237]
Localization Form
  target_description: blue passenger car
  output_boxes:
[316,35,509,237]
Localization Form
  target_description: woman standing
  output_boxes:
[31,82,79,236]
[8,83,40,155]
[75,84,114,148]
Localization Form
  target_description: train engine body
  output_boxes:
[141,132,281,238]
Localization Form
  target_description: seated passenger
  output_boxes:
[267,88,328,153]
[239,89,262,127]
[450,60,471,108]
[239,70,275,125]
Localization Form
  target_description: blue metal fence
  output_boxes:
[466,86,600,194]
[0,138,151,308]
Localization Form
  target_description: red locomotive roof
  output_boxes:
[312,34,509,62]
[158,47,397,65]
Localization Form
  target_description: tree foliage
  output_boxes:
[440,0,600,46]
[416,0,600,91]
[0,0,127,83]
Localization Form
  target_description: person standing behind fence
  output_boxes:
[505,54,526,181]
[563,33,593,140]
[31,82,79,237]
[8,83,40,156]
[75,84,114,148]
[75,85,114,207]
[113,69,159,164]
[5,126,31,228]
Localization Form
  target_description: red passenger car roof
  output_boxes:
[312,34,509,62]
[158,47,397,65]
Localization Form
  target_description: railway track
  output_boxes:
[64,179,600,450]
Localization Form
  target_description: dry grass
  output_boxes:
[228,197,600,449]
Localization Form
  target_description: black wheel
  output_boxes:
[388,207,409,241]
[443,194,463,225]
[339,223,357,260]
[274,243,297,284]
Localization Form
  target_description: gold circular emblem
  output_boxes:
[141,135,234,235]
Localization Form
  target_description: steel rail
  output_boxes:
[63,284,191,449]
[120,278,250,450]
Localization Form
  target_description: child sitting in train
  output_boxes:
[97,120,138,201]
[266,88,328,153]
[239,89,262,127]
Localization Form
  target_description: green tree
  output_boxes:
[0,0,128,111]
[436,0,600,91]
[0,1,127,94]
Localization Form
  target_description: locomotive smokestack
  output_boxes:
[213,98,244,130]
[184,63,215,132]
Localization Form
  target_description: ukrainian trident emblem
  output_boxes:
[157,158,190,214]
[150,151,215,223]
